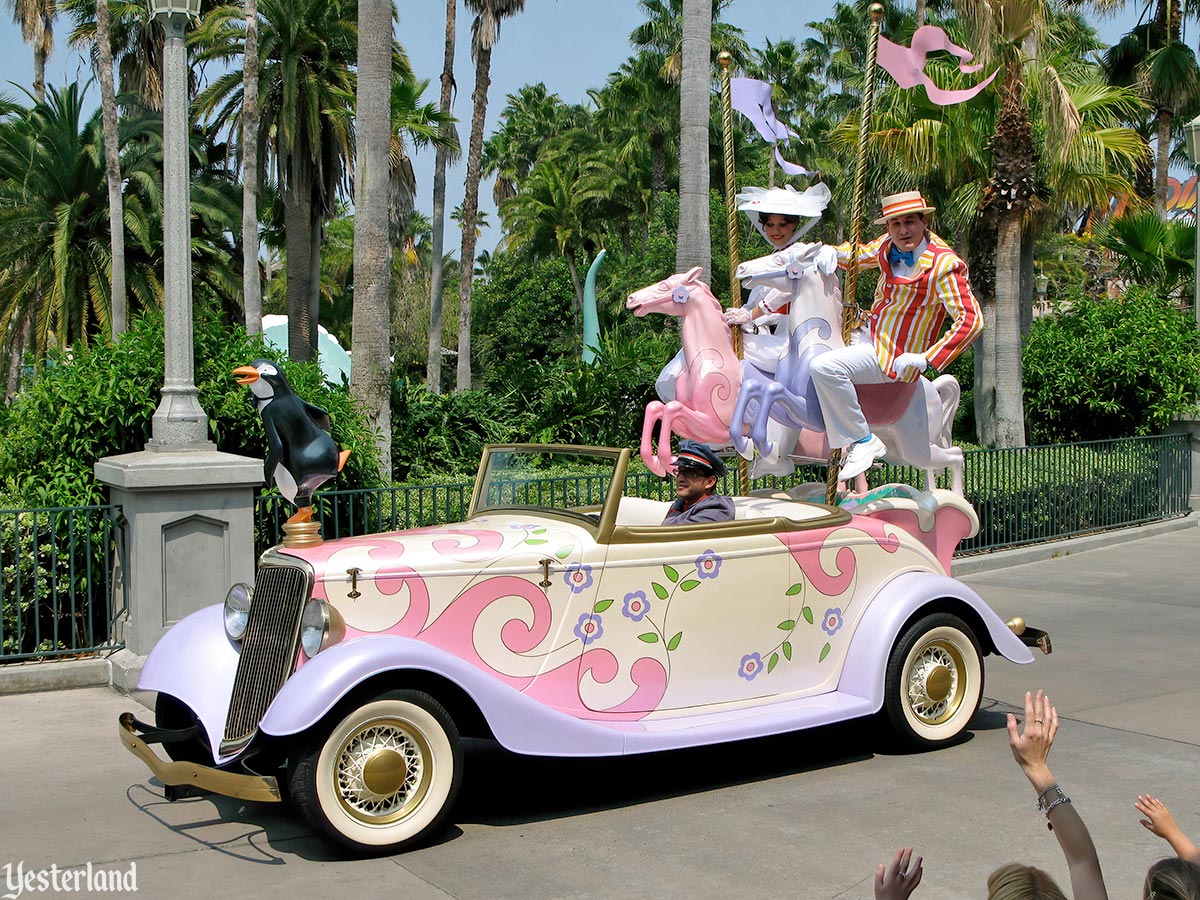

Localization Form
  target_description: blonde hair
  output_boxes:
[1144,858,1200,900]
[986,864,1069,900]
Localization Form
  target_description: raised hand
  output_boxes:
[1006,689,1058,791]
[875,847,924,900]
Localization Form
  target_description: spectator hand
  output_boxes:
[815,244,840,275]
[875,847,923,900]
[722,307,753,327]
[1006,690,1058,791]
[893,353,929,378]
[1136,795,1184,842]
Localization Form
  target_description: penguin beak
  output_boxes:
[232,365,260,385]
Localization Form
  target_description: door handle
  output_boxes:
[538,558,554,588]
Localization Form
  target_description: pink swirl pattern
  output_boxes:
[522,648,667,720]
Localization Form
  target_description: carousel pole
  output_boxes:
[826,1,886,506]
[719,51,750,497]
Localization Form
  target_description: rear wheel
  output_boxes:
[288,689,462,855]
[882,613,983,749]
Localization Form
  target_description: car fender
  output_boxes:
[137,604,241,756]
[837,570,1033,711]
[258,635,626,757]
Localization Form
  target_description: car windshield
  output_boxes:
[472,446,625,524]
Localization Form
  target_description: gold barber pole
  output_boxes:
[826,2,886,506]
[719,51,750,497]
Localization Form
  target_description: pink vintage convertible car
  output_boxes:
[119,444,1049,855]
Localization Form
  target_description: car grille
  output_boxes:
[220,561,311,755]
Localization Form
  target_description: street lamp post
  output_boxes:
[146,0,211,449]
[1184,114,1200,329]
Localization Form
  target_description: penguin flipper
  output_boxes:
[303,401,332,433]
[275,464,300,505]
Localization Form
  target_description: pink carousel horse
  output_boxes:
[732,246,965,493]
[627,268,741,476]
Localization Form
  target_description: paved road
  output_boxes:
[2,529,1198,900]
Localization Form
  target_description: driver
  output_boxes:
[662,440,736,525]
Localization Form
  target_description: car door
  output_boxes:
[577,528,795,713]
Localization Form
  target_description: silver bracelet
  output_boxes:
[1036,783,1067,811]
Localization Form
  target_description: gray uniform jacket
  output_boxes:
[661,494,736,526]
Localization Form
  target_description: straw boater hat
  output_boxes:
[736,182,832,249]
[873,190,936,225]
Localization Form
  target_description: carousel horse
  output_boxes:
[731,246,965,493]
[627,268,741,476]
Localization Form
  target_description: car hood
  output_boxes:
[275,513,596,586]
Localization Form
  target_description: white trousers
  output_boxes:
[810,343,893,449]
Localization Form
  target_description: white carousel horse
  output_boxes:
[627,268,741,477]
[731,246,965,493]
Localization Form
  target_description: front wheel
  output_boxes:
[881,613,983,750]
[288,689,462,855]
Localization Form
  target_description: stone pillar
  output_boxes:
[96,451,263,691]
[1167,411,1200,513]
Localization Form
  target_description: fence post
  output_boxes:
[95,450,263,691]
[1167,411,1200,513]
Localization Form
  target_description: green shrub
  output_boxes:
[1022,286,1200,443]
[0,306,382,508]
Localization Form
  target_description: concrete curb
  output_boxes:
[0,515,1194,695]
[951,514,1198,577]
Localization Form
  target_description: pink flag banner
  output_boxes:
[877,25,998,106]
[731,77,812,175]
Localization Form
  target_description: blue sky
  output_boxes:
[0,1,1147,255]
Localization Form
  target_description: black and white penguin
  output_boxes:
[232,359,350,520]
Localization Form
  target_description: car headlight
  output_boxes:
[223,582,252,641]
[300,598,345,658]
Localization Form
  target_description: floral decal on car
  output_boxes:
[738,653,764,681]
[574,613,603,645]
[822,608,844,637]
[621,591,651,623]
[695,549,722,579]
[564,563,593,593]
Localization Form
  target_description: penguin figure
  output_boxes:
[233,359,351,522]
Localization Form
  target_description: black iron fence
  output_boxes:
[254,434,1192,555]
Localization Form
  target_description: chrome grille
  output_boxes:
[221,560,311,754]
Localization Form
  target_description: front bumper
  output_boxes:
[1006,617,1053,655]
[118,713,282,803]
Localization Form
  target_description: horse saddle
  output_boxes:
[857,380,920,426]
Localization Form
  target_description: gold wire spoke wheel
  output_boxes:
[332,717,433,825]
[903,638,966,726]
[291,690,463,854]
[883,614,983,749]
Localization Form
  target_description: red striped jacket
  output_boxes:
[836,232,983,381]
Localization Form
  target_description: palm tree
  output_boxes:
[457,0,527,391]
[676,0,711,278]
[5,0,54,102]
[195,0,360,363]
[242,0,262,334]
[0,83,162,356]
[426,0,458,394]
[499,154,608,319]
[94,0,127,339]
[63,0,164,110]
[630,0,749,83]
[351,0,393,476]
[1104,14,1200,214]
[481,83,587,205]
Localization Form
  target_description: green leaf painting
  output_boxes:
[667,631,682,651]
[777,619,795,631]
[819,642,831,662]
[782,641,792,660]
[664,564,679,583]
[768,652,779,673]
[652,582,669,600]
[638,632,659,643]
[679,580,700,591]
[785,582,804,596]
[593,599,613,613]
[802,606,814,624]
[555,546,573,559]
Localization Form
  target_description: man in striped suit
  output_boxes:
[811,190,983,482]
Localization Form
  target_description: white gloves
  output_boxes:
[722,306,754,326]
[814,244,840,275]
[893,352,929,377]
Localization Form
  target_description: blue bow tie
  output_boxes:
[889,245,915,268]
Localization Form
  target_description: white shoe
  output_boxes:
[839,434,887,481]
